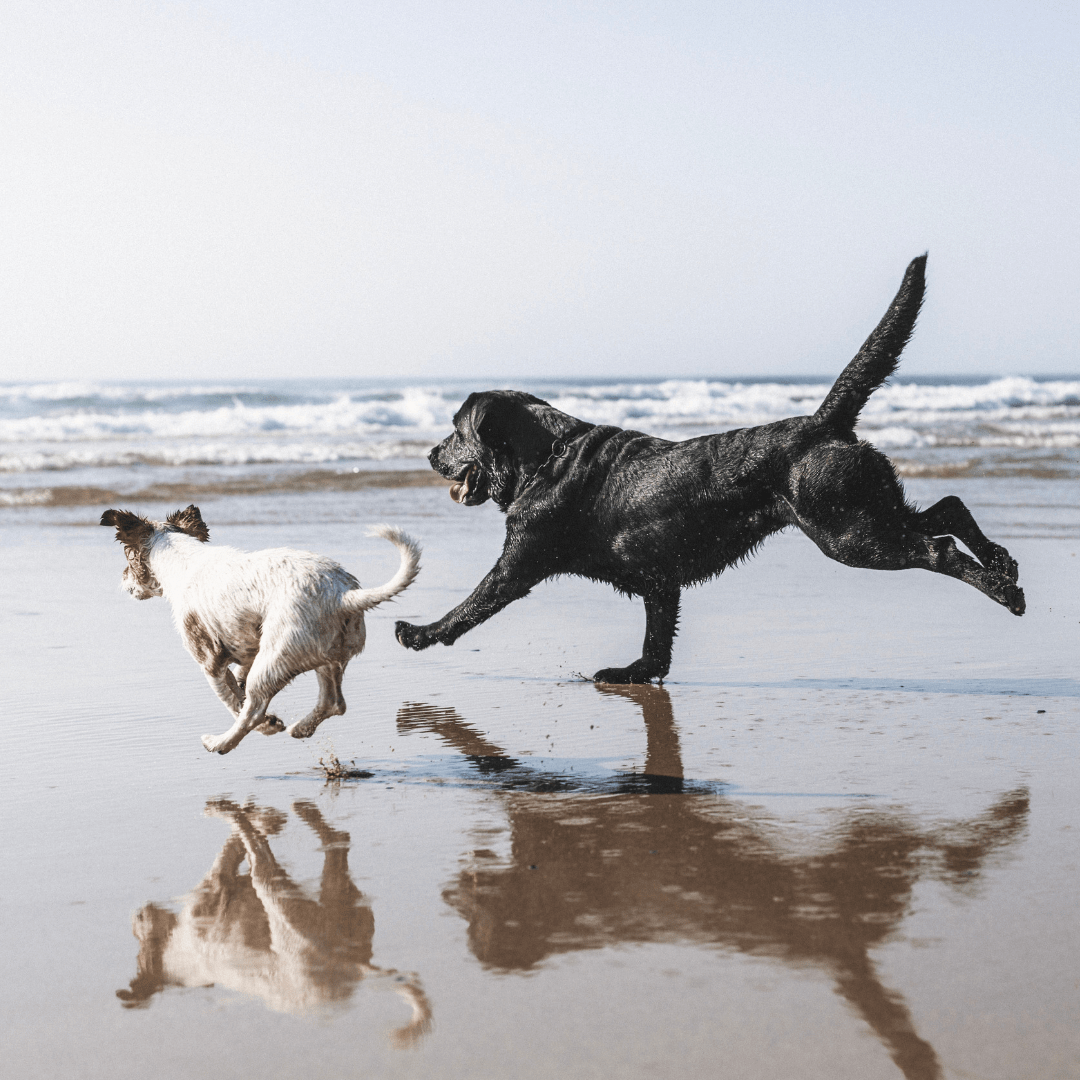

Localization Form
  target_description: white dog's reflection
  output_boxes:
[118,799,431,1046]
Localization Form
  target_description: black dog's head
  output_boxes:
[429,391,593,511]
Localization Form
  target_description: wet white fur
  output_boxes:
[129,523,420,754]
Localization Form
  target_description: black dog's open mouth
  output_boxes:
[449,465,478,504]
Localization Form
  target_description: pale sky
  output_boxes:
[2,1,1077,380]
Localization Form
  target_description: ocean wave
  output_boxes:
[0,440,434,473]
[0,488,53,506]
[0,386,457,443]
[1,378,1077,469]
[861,376,1080,413]
[860,427,931,448]
[0,381,271,404]
[551,377,1080,432]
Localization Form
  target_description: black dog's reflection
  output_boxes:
[399,686,1028,1080]
[117,799,431,1046]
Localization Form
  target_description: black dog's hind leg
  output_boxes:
[912,533,1025,614]
[594,586,681,684]
[790,442,1024,616]
[912,496,1019,582]
[802,514,1025,617]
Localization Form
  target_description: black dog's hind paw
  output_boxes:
[396,621,437,650]
[593,661,661,685]
[985,543,1020,584]
[1002,582,1025,616]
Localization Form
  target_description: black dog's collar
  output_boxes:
[519,436,579,497]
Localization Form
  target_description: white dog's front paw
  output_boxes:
[287,719,317,739]
[202,733,232,754]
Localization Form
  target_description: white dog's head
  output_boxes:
[101,504,210,600]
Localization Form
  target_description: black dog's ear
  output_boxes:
[100,509,154,545]
[473,395,517,454]
[166,504,210,542]
[471,395,554,463]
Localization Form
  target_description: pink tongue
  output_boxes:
[449,467,474,504]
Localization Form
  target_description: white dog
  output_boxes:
[101,504,420,754]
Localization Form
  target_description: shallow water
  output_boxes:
[2,473,1078,1079]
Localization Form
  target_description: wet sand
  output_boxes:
[1,478,1078,1080]
[4,465,450,508]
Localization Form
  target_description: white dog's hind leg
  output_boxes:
[202,659,292,755]
[287,663,346,740]
[331,661,347,713]
[240,662,289,736]
[202,694,273,754]
[203,665,285,738]
[204,668,244,715]
[231,661,286,736]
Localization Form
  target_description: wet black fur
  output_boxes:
[396,256,1024,683]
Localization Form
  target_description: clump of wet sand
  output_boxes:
[317,752,374,781]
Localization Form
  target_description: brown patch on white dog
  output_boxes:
[101,508,154,544]
[182,612,227,673]
[101,509,161,600]
[166,504,210,542]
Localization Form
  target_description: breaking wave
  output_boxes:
[1,375,1077,477]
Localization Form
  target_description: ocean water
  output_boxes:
[1,375,1077,509]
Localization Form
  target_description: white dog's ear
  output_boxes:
[167,504,210,543]
[100,509,154,545]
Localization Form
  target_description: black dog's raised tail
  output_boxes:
[814,254,927,432]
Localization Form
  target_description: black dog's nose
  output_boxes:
[427,445,439,468]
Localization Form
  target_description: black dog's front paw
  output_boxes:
[396,621,438,650]
[593,660,660,685]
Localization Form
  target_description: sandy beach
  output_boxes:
[1,467,1077,1080]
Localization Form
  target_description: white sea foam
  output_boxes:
[0,377,1077,471]
[0,488,52,506]
[0,387,455,443]
[861,427,931,449]
[0,381,275,404]
[0,440,436,473]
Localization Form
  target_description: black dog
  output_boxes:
[396,256,1024,683]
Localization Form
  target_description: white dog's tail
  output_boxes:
[343,525,422,611]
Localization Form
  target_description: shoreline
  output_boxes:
[0,467,451,508]
[2,446,1078,511]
